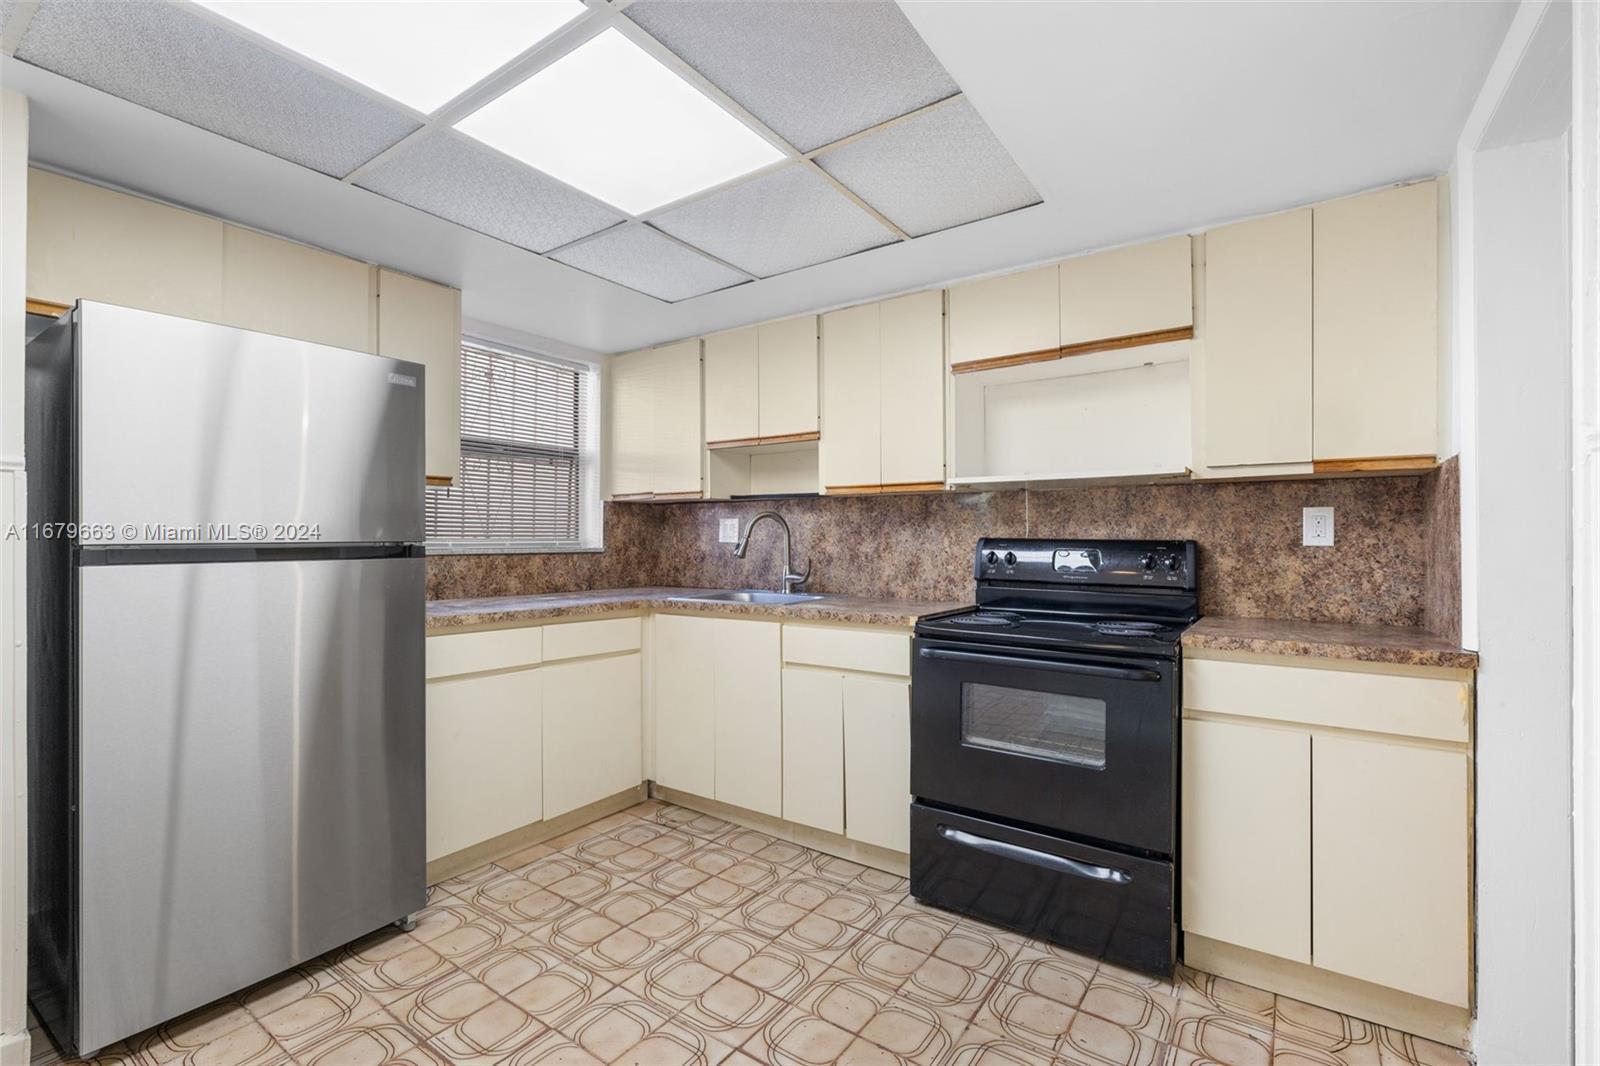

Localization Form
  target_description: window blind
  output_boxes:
[426,342,589,549]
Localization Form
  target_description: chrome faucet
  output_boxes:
[732,511,811,593]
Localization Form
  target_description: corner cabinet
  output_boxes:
[376,268,462,485]
[607,339,703,500]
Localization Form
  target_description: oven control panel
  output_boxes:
[975,538,1198,589]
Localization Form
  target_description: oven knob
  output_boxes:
[984,551,999,565]
[1139,553,1156,571]
[1164,555,1182,572]
[1003,551,1017,566]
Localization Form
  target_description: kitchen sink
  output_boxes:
[671,590,823,605]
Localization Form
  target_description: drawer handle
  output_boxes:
[937,825,1132,885]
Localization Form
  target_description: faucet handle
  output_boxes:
[784,558,812,593]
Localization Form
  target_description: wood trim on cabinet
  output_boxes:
[825,481,948,497]
[26,298,71,317]
[949,325,1195,375]
[425,475,454,487]
[706,430,821,450]
[611,492,656,501]
[1312,456,1438,474]
[825,484,884,495]
[651,491,705,501]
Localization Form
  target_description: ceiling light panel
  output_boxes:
[15,1,419,177]
[455,28,785,216]
[551,224,749,302]
[193,0,587,115]
[650,164,895,277]
[816,97,1041,237]
[357,130,622,253]
[624,0,959,153]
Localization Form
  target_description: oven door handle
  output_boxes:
[918,646,1161,682]
[937,825,1132,885]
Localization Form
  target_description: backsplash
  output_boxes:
[428,465,1461,631]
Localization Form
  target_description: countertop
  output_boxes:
[1182,616,1478,670]
[426,587,970,631]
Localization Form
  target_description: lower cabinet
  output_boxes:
[652,614,719,796]
[542,653,643,821]
[841,676,911,852]
[781,668,845,834]
[425,668,542,863]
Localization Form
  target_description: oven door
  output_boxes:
[911,637,1176,855]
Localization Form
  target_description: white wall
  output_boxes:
[0,86,29,1066]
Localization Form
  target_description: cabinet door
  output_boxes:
[757,316,819,438]
[947,264,1059,368]
[1312,734,1469,1006]
[842,676,910,852]
[425,669,542,862]
[1313,181,1438,461]
[1200,210,1313,467]
[543,653,643,820]
[27,169,225,322]
[704,327,759,444]
[878,290,945,486]
[377,268,461,484]
[651,339,705,495]
[1180,719,1311,963]
[1059,235,1192,346]
[652,615,718,796]
[820,303,882,490]
[713,619,783,816]
[221,225,374,353]
[608,351,657,498]
[781,668,844,834]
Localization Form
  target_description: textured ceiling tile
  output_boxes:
[624,0,958,153]
[650,164,895,277]
[357,130,622,254]
[552,224,749,303]
[15,1,419,177]
[815,97,1041,237]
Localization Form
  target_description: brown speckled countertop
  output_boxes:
[1183,616,1478,670]
[427,587,969,631]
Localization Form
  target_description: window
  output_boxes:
[426,339,600,552]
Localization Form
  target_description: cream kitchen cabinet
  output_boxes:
[757,315,820,439]
[376,268,462,485]
[1196,209,1313,469]
[1058,234,1192,347]
[608,339,703,499]
[841,676,911,852]
[781,668,846,834]
[1312,181,1439,463]
[221,224,374,354]
[541,616,644,821]
[946,263,1059,369]
[703,326,760,444]
[820,290,944,492]
[650,613,719,796]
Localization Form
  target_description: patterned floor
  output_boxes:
[30,801,1471,1066]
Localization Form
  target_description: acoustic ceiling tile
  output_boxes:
[551,224,749,303]
[623,0,959,152]
[357,130,622,254]
[816,97,1042,237]
[650,163,895,277]
[14,1,419,177]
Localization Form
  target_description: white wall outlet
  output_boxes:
[1302,506,1335,547]
[718,517,740,544]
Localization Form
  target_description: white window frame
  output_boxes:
[425,334,602,555]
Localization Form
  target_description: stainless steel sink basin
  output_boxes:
[672,590,823,605]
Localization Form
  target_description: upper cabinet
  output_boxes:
[1059,234,1193,348]
[820,290,944,492]
[946,263,1058,370]
[608,339,703,499]
[222,225,375,354]
[703,327,759,444]
[1198,209,1314,469]
[1313,181,1439,464]
[702,315,818,446]
[376,269,462,485]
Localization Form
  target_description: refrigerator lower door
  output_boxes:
[74,556,425,1054]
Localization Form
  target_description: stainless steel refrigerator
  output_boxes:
[26,301,427,1057]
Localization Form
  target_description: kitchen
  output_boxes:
[0,2,1594,1065]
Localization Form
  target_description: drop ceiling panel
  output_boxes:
[14,1,419,177]
[651,164,895,278]
[817,97,1041,237]
[357,130,622,254]
[552,224,749,303]
[623,0,959,153]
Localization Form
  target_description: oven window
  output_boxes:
[960,682,1107,768]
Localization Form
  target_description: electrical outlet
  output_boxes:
[718,517,740,544]
[1302,506,1334,547]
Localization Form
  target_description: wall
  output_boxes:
[431,467,1460,632]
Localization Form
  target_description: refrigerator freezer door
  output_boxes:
[74,556,425,1053]
[76,302,425,545]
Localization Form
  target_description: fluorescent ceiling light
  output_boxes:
[454,28,785,215]
[193,0,587,114]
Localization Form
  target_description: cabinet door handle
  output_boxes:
[937,825,1132,885]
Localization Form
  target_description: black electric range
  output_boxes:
[909,537,1199,977]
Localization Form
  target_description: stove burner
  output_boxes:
[949,611,1022,628]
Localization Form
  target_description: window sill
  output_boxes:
[426,542,604,557]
